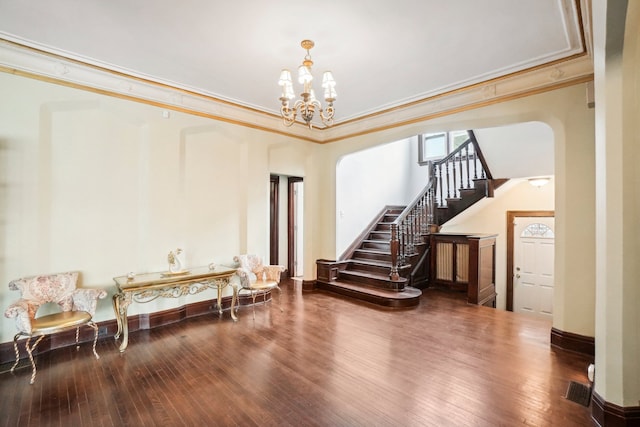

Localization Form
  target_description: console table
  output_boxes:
[112,265,237,352]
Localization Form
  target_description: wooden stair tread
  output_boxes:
[329,281,419,298]
[354,248,390,255]
[346,259,392,267]
[317,280,421,308]
[347,259,412,272]
[340,269,407,283]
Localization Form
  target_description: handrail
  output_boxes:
[438,136,472,164]
[389,177,434,281]
[468,130,492,180]
[432,131,488,205]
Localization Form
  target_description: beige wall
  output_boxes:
[0,73,315,343]
[592,0,640,408]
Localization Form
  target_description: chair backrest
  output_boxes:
[234,254,264,275]
[9,271,79,309]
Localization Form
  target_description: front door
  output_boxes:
[513,217,555,319]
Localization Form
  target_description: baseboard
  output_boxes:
[0,293,262,366]
[550,327,595,356]
[591,391,640,427]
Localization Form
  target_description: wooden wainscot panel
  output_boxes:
[430,233,471,292]
[316,259,347,283]
[431,232,497,307]
[468,234,497,307]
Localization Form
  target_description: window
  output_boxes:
[418,130,471,165]
[521,223,555,238]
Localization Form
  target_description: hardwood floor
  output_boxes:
[0,278,594,426]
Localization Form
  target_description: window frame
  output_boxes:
[418,130,471,165]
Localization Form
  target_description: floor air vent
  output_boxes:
[565,381,592,407]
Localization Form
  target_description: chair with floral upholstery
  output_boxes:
[4,271,107,384]
[233,254,285,318]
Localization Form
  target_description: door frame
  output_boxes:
[506,210,554,311]
[287,177,303,277]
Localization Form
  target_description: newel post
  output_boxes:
[390,223,400,281]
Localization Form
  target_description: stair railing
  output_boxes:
[433,130,492,208]
[389,130,492,281]
[389,178,434,281]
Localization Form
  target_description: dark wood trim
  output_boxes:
[550,327,595,356]
[506,210,555,311]
[270,175,280,265]
[591,391,640,427]
[0,293,259,366]
[287,176,303,277]
[302,279,316,292]
[468,235,498,307]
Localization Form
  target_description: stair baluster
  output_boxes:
[407,212,415,254]
[389,223,399,281]
[473,148,479,180]
[461,144,471,188]
[437,163,443,207]
[454,155,460,198]
[445,160,451,199]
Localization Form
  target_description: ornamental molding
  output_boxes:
[0,40,593,144]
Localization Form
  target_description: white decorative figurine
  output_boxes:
[167,248,183,273]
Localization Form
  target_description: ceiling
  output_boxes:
[0,1,590,141]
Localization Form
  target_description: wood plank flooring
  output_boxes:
[0,278,594,426]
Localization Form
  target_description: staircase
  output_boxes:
[435,177,509,225]
[316,207,422,307]
[316,130,506,307]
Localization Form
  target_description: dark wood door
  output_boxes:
[270,175,279,265]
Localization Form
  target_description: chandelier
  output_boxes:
[278,40,337,129]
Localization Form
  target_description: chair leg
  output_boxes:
[75,327,80,350]
[10,334,21,373]
[26,335,45,385]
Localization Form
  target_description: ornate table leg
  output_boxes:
[230,282,238,322]
[112,293,123,340]
[216,282,223,315]
[113,292,132,352]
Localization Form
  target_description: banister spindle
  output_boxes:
[465,144,471,188]
[437,163,443,206]
[445,160,451,200]
[390,223,400,280]
[473,151,478,180]
[453,155,458,198]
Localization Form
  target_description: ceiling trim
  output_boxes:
[0,33,593,144]
[321,73,594,144]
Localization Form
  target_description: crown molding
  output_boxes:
[0,39,593,144]
[321,54,594,143]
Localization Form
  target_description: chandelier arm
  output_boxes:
[280,103,296,127]
[319,103,335,127]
